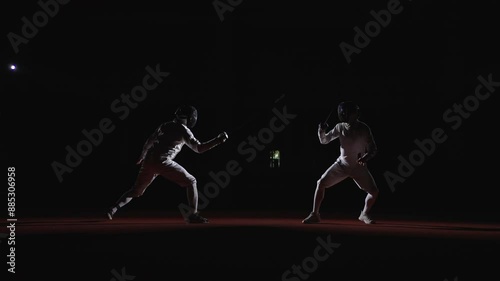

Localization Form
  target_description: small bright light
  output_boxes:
[269,149,281,168]
[10,65,16,70]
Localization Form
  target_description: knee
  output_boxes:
[185,176,197,189]
[190,176,197,187]
[124,190,142,198]
[370,186,379,197]
[316,179,327,190]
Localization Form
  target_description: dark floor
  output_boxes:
[4,211,500,281]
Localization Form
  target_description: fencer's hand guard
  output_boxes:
[218,132,229,143]
[358,148,377,166]
[357,153,367,166]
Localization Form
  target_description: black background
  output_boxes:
[3,0,499,220]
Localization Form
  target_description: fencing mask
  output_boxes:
[175,105,198,128]
[337,101,359,123]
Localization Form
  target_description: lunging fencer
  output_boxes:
[302,101,379,224]
[107,105,228,223]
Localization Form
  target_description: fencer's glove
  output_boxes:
[218,132,229,143]
[357,153,367,166]
[319,122,329,131]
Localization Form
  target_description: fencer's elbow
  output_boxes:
[195,143,214,154]
[194,147,205,154]
[190,145,203,154]
[319,137,331,145]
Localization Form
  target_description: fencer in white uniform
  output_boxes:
[302,101,379,224]
[107,105,228,223]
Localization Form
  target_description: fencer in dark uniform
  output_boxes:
[107,105,228,223]
[302,101,379,224]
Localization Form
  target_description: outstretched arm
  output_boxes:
[186,132,228,154]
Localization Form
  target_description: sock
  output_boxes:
[111,197,133,213]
